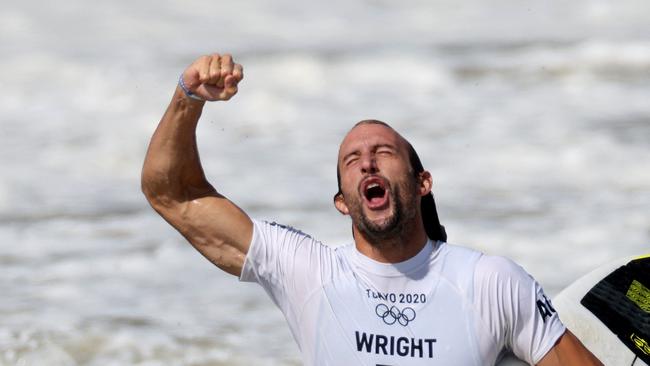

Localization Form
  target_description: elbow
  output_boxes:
[142,188,167,213]
[140,168,217,213]
[140,171,157,204]
[140,172,172,212]
[142,189,177,219]
[140,176,156,203]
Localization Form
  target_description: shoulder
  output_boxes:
[254,219,315,240]
[244,219,338,288]
[475,254,530,278]
[438,244,534,285]
[250,219,327,253]
[472,254,546,315]
[431,243,485,292]
[439,242,484,264]
[245,219,331,278]
[477,254,523,273]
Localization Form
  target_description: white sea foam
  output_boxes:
[1,0,649,364]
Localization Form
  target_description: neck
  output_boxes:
[353,218,429,263]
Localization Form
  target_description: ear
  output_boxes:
[418,171,433,197]
[334,193,350,215]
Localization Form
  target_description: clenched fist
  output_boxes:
[179,53,244,102]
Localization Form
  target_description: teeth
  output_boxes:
[368,183,379,189]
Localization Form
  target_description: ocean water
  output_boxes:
[1,0,649,364]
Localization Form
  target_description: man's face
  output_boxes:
[336,123,421,242]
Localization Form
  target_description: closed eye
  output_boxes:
[345,157,358,166]
[375,145,396,156]
[343,153,360,166]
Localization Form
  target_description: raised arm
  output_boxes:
[141,53,251,276]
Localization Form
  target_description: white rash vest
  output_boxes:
[240,220,565,365]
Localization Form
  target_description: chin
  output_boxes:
[362,209,394,227]
[358,211,403,239]
[370,216,395,230]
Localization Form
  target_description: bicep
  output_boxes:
[536,330,603,366]
[155,192,253,277]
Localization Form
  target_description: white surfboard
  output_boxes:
[553,254,650,366]
[498,254,650,366]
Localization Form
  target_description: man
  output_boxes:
[142,53,603,365]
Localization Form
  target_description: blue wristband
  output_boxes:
[178,74,205,101]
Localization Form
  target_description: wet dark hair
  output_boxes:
[334,120,447,242]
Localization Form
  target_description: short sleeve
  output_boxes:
[474,255,566,365]
[239,219,333,326]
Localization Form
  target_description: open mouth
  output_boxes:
[362,177,389,209]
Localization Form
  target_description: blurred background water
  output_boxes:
[1,0,649,364]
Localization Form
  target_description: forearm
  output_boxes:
[141,86,214,207]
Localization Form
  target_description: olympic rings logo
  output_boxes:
[375,304,416,326]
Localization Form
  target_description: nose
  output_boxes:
[360,153,378,174]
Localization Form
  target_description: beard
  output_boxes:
[347,175,418,247]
